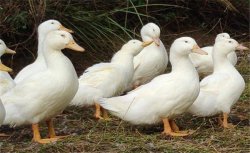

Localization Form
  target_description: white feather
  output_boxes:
[188,38,245,116]
[129,23,168,89]
[71,40,144,106]
[0,39,16,96]
[1,31,79,127]
[99,37,201,125]
[14,20,64,83]
[189,33,237,76]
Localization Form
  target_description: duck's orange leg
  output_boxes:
[170,119,195,134]
[169,120,180,132]
[222,113,235,128]
[46,119,67,139]
[102,108,111,121]
[218,115,223,125]
[94,103,103,119]
[162,118,189,136]
[32,123,58,144]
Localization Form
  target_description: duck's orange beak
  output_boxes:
[65,40,85,52]
[142,41,153,47]
[5,48,16,54]
[59,25,74,33]
[153,38,161,46]
[236,44,249,51]
[192,45,208,55]
[0,63,12,72]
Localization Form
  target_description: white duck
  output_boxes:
[0,55,13,136]
[188,38,248,128]
[98,37,207,136]
[14,19,73,83]
[1,30,84,143]
[70,40,151,119]
[128,23,168,90]
[189,33,237,76]
[0,39,16,96]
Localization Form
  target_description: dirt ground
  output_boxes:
[0,33,249,153]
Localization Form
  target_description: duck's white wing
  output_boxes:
[71,63,125,106]
[79,63,122,89]
[200,73,230,94]
[1,72,58,126]
[14,61,45,83]
[99,74,180,122]
[189,46,213,74]
[188,73,231,116]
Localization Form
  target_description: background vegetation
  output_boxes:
[0,0,249,152]
[0,0,249,74]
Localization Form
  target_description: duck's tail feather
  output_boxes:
[98,98,120,113]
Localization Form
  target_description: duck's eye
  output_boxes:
[61,34,66,38]
[133,42,136,44]
[0,43,1,45]
[229,41,232,43]
[153,29,155,32]
[185,41,188,43]
[51,22,54,24]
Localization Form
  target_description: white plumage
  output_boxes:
[0,39,16,96]
[189,33,237,75]
[71,40,146,107]
[0,48,14,126]
[99,37,207,135]
[188,39,246,121]
[129,23,168,89]
[14,19,72,83]
[1,30,83,128]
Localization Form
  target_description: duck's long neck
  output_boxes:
[213,47,235,73]
[42,45,66,71]
[111,51,134,73]
[36,33,46,61]
[170,52,196,75]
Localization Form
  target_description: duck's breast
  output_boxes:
[14,58,46,83]
[3,56,79,126]
[0,72,15,96]
[133,42,168,84]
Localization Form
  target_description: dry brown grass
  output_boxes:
[0,103,249,152]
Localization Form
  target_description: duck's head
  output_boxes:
[44,30,85,52]
[0,39,16,57]
[121,39,153,56]
[141,23,161,46]
[38,19,73,36]
[215,33,230,42]
[215,38,249,55]
[0,40,14,72]
[0,40,16,57]
[171,37,208,56]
